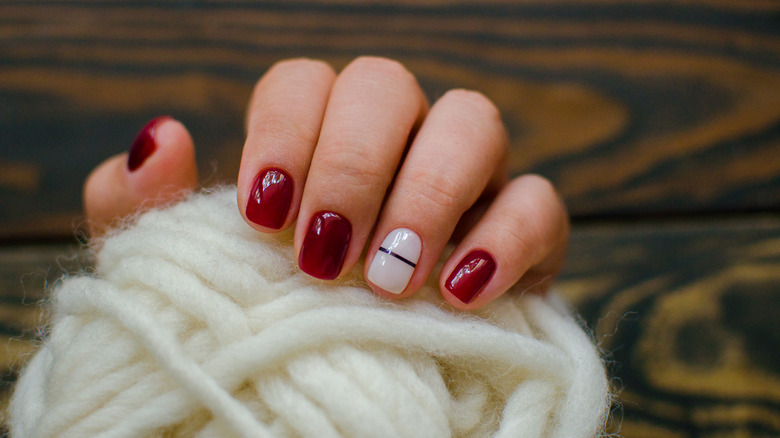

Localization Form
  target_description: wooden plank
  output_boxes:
[0,218,778,435]
[558,217,780,436]
[1,0,778,237]
[0,240,89,426]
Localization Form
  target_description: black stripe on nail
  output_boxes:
[378,246,417,268]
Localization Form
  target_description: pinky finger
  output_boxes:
[439,174,569,310]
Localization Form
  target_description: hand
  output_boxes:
[83,57,569,310]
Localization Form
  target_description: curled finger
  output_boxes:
[439,174,569,310]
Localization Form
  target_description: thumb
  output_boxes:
[83,116,198,237]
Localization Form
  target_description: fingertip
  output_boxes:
[83,117,198,237]
[365,276,415,301]
[439,249,498,311]
[365,227,424,299]
[131,117,198,195]
[239,167,296,234]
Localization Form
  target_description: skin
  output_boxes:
[83,57,569,311]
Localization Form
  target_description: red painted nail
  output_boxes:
[127,116,171,171]
[445,250,496,304]
[299,211,352,280]
[246,168,294,229]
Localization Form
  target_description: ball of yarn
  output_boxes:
[9,187,608,437]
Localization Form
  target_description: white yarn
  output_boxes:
[9,187,609,438]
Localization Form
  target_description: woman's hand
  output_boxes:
[84,57,569,310]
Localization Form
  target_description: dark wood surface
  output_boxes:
[1,1,779,237]
[0,1,778,437]
[559,218,780,437]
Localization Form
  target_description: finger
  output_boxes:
[364,89,508,297]
[295,57,429,280]
[83,116,198,237]
[439,174,569,310]
[237,58,337,231]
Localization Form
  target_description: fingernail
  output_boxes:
[367,228,421,294]
[127,116,171,171]
[445,250,496,304]
[246,168,294,229]
[299,211,352,280]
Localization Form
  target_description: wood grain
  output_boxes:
[0,241,89,427]
[1,0,778,237]
[558,217,780,437]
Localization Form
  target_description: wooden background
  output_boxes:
[0,1,778,436]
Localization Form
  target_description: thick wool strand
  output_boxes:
[9,187,609,437]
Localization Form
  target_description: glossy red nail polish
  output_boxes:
[299,211,352,280]
[246,168,294,229]
[445,250,496,304]
[127,116,171,171]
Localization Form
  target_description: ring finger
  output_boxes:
[365,89,508,297]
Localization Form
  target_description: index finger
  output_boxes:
[237,58,337,231]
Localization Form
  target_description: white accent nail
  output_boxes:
[367,228,421,294]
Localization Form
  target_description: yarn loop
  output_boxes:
[10,187,608,437]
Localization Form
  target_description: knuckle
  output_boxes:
[498,210,545,261]
[406,171,464,211]
[253,112,319,147]
[318,146,387,190]
[515,174,568,223]
[516,174,558,198]
[440,89,501,121]
[437,89,507,157]
[269,57,334,76]
[251,58,334,103]
[348,56,407,75]
[254,58,334,95]
[503,220,536,253]
[344,56,416,88]
[502,173,569,258]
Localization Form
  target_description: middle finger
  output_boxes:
[295,57,429,280]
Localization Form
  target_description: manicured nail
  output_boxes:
[246,168,294,229]
[367,228,421,294]
[299,211,352,280]
[127,116,171,172]
[445,250,496,304]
